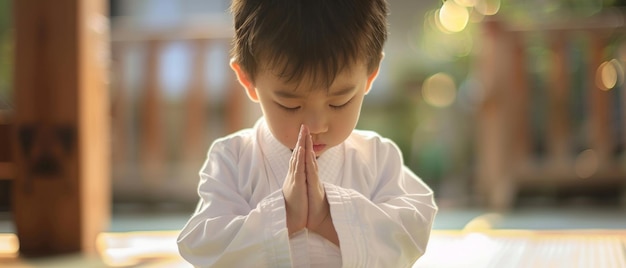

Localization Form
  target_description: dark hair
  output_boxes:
[231,0,388,89]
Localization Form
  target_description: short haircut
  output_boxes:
[231,0,388,89]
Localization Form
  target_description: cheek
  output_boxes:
[277,123,298,147]
[331,105,362,137]
[265,111,300,148]
[342,99,364,125]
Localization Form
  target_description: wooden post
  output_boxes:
[110,43,129,176]
[547,31,571,168]
[140,40,166,199]
[0,112,13,179]
[475,19,514,210]
[623,57,626,166]
[11,0,109,255]
[182,39,208,162]
[509,31,532,170]
[0,113,11,214]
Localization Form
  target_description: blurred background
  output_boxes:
[1,0,626,237]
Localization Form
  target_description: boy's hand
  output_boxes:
[304,130,339,246]
[283,125,308,235]
[283,125,338,245]
[304,132,329,230]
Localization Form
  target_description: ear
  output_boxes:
[230,58,259,102]
[364,53,384,94]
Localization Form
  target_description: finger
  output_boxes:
[300,125,309,156]
[289,125,304,168]
[307,132,318,170]
[311,150,318,172]
[298,125,308,172]
[305,135,320,185]
[288,149,296,174]
[296,124,305,150]
[295,146,305,178]
[305,126,311,151]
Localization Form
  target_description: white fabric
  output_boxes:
[177,118,438,268]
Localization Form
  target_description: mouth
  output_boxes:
[312,144,326,153]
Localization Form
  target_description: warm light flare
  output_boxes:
[417,232,499,266]
[422,73,457,108]
[439,1,469,33]
[454,0,477,7]
[0,234,19,257]
[463,213,502,232]
[97,232,184,267]
[596,59,623,91]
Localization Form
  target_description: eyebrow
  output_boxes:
[329,86,356,97]
[274,86,356,99]
[274,90,303,99]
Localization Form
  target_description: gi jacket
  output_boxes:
[177,118,438,267]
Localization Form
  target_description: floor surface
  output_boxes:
[1,200,625,267]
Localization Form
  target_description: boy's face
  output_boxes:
[232,61,379,156]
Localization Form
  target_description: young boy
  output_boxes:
[177,0,438,267]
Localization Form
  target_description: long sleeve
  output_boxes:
[176,120,437,268]
[327,136,438,268]
[176,140,292,267]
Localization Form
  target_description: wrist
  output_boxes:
[287,219,305,235]
[311,211,340,246]
[309,210,330,232]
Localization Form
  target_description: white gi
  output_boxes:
[177,118,438,267]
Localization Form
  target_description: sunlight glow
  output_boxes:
[417,232,500,267]
[432,9,451,34]
[439,1,469,33]
[596,59,623,91]
[97,232,183,267]
[422,73,457,108]
[0,234,19,258]
[463,213,502,232]
[454,0,477,7]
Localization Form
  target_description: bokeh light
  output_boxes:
[439,1,469,33]
[0,234,19,258]
[426,9,448,34]
[422,73,457,108]
[454,0,477,8]
[595,59,623,91]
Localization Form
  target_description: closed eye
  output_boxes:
[275,102,301,112]
[330,97,354,110]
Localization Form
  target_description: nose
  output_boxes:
[304,110,328,135]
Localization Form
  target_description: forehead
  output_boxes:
[256,61,369,92]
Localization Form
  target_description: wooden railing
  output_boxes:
[109,18,256,204]
[475,11,626,210]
